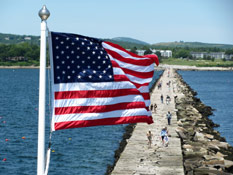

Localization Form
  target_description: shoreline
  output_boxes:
[0,64,233,71]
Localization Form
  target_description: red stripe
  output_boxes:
[112,75,149,89]
[105,48,154,66]
[54,115,153,130]
[55,101,146,115]
[55,88,140,99]
[112,60,154,79]
[104,41,144,58]
[142,93,150,100]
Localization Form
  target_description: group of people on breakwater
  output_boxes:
[147,77,175,149]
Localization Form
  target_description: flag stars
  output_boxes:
[72,70,75,74]
[83,70,86,73]
[67,66,70,69]
[56,56,59,59]
[81,42,85,45]
[77,47,80,50]
[77,65,80,69]
[57,66,60,69]
[55,37,59,40]
[61,51,64,54]
[82,51,85,55]
[109,75,112,78]
[71,51,74,54]
[66,37,70,40]
[103,70,106,74]
[66,46,69,49]
[60,41,64,44]
[76,37,79,40]
[76,56,80,59]
[56,46,59,49]
[93,70,96,74]
[57,76,60,79]
[92,51,96,55]
[88,75,92,79]
[77,75,81,79]
[82,60,85,64]
[99,75,102,78]
[62,61,65,64]
[66,56,70,59]
[71,60,75,64]
[62,71,66,74]
[71,42,75,45]
[92,61,96,64]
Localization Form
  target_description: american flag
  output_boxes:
[49,32,158,131]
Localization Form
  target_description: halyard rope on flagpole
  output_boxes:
[44,28,53,175]
[37,5,50,175]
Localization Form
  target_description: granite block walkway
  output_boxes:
[111,68,184,175]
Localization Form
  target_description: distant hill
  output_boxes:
[0,33,40,45]
[1,33,233,50]
[153,41,233,49]
[111,37,150,46]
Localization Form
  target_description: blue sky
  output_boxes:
[1,0,233,44]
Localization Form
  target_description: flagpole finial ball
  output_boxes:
[38,5,50,21]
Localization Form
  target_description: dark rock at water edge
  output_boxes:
[175,70,233,174]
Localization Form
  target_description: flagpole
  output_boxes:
[37,5,50,175]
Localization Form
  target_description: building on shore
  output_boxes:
[150,49,172,57]
[190,52,226,59]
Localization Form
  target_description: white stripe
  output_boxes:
[53,108,148,123]
[127,74,153,84]
[53,81,136,92]
[138,86,149,93]
[113,67,125,75]
[109,54,155,73]
[54,95,145,107]
[102,42,150,61]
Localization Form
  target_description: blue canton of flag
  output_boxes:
[51,32,114,84]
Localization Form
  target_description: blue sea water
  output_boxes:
[0,69,162,175]
[178,70,233,146]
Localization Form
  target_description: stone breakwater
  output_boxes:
[175,71,233,174]
[107,68,233,175]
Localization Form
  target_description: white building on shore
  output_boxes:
[150,49,172,57]
[190,52,225,59]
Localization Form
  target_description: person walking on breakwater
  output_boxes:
[160,94,164,104]
[154,103,157,112]
[147,130,153,148]
[166,111,172,125]
[160,127,169,147]
[150,104,154,112]
[166,95,171,105]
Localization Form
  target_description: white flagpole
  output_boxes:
[37,5,50,175]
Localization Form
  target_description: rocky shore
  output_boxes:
[175,70,233,174]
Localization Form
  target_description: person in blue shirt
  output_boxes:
[160,127,169,146]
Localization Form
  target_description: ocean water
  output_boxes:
[178,70,233,146]
[0,69,162,175]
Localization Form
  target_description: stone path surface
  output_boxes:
[111,68,184,175]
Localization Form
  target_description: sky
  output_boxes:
[1,0,233,45]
